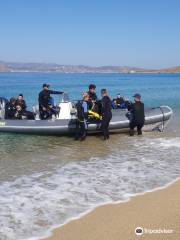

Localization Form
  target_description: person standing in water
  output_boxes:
[75,92,89,141]
[129,93,145,136]
[100,89,112,140]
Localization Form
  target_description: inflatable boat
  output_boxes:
[0,94,173,135]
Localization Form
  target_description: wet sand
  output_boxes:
[44,179,180,240]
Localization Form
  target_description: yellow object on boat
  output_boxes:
[88,110,102,120]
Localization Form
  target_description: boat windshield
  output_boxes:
[60,93,70,103]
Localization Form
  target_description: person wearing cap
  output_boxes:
[100,89,112,140]
[15,94,27,112]
[38,84,64,120]
[75,92,89,141]
[128,93,145,136]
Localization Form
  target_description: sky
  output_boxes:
[0,0,180,68]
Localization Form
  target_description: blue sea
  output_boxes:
[0,73,180,240]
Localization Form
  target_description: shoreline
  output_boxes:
[41,178,180,240]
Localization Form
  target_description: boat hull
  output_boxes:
[0,106,173,135]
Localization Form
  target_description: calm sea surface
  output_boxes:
[0,73,180,240]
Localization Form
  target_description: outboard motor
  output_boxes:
[0,97,9,119]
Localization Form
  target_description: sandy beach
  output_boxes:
[44,179,180,240]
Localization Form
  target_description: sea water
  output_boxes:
[0,73,180,240]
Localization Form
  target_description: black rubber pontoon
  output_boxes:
[0,105,173,135]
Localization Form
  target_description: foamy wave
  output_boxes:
[0,137,180,240]
[158,138,180,148]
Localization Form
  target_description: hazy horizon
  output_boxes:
[0,59,180,70]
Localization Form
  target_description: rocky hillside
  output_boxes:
[0,61,179,73]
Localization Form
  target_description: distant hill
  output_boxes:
[0,61,180,73]
[158,66,180,73]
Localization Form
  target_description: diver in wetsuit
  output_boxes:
[87,84,97,101]
[5,97,34,120]
[38,84,64,120]
[128,93,145,136]
[100,89,112,140]
[5,98,17,119]
[15,94,27,111]
[75,92,89,141]
[15,94,34,119]
[14,105,24,119]
[87,84,101,114]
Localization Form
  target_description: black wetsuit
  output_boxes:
[15,99,27,111]
[15,99,35,119]
[14,110,24,119]
[38,89,63,119]
[129,101,145,135]
[101,96,112,139]
[5,102,16,119]
[87,91,98,112]
[75,101,88,140]
[88,91,97,101]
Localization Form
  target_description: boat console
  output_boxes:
[33,93,77,120]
